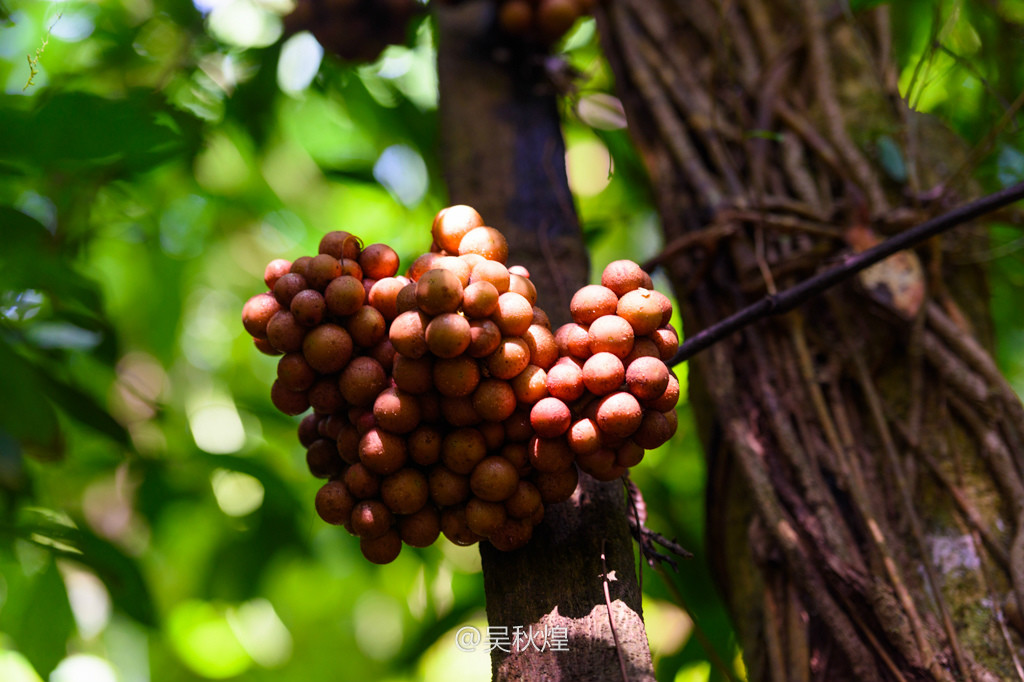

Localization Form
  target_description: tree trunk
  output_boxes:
[597,1,1024,680]
[435,4,655,680]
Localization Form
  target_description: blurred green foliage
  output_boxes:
[0,1,1022,681]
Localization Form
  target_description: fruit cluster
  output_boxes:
[496,0,596,44]
[283,0,422,63]
[241,206,679,564]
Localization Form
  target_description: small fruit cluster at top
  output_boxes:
[494,0,596,44]
[283,0,422,63]
[241,205,679,564]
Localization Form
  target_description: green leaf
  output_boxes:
[10,511,157,627]
[10,560,74,679]
[0,91,188,173]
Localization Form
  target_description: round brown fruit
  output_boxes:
[441,396,483,427]
[395,282,418,314]
[508,274,536,306]
[471,378,518,422]
[429,466,470,506]
[416,269,464,316]
[347,305,386,348]
[408,425,442,466]
[529,436,574,473]
[576,447,618,479]
[433,356,481,398]
[266,311,306,353]
[470,260,510,293]
[570,284,618,325]
[339,258,363,280]
[650,289,674,326]
[617,288,664,336]
[651,324,679,361]
[441,506,483,546]
[567,417,601,455]
[649,372,680,412]
[343,462,380,499]
[582,352,626,396]
[380,468,429,515]
[546,359,585,402]
[350,500,393,539]
[277,352,317,392]
[306,254,342,291]
[504,481,542,519]
[554,322,591,359]
[615,440,645,468]
[392,354,433,394]
[339,356,388,406]
[360,529,402,564]
[253,337,282,356]
[368,277,406,321]
[461,280,500,318]
[531,306,550,329]
[425,313,472,358]
[324,275,365,316]
[502,409,534,442]
[359,427,408,475]
[373,387,421,434]
[274,272,307,306]
[467,319,502,358]
[290,289,325,327]
[390,310,430,359]
[307,376,345,414]
[494,292,533,337]
[523,325,558,370]
[530,397,572,438]
[486,337,531,380]
[359,243,400,279]
[315,480,356,525]
[601,259,652,297]
[271,379,309,416]
[458,227,508,264]
[595,391,643,439]
[623,337,661,365]
[306,438,343,478]
[465,497,507,537]
[319,230,361,261]
[432,205,484,254]
[242,293,281,339]
[499,0,532,35]
[510,365,548,405]
[433,256,472,287]
[470,456,519,502]
[479,421,505,451]
[264,258,292,290]
[537,0,580,41]
[298,413,323,447]
[398,506,441,547]
[532,464,579,504]
[302,323,353,374]
[336,423,361,464]
[407,252,441,281]
[442,427,488,474]
[625,356,670,401]
[289,256,312,280]
[588,315,635,359]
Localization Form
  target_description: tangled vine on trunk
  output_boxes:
[598,1,1024,680]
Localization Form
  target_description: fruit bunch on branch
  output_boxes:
[241,206,679,563]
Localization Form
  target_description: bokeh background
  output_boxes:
[2,1,1024,680]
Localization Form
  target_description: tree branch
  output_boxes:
[669,179,1024,367]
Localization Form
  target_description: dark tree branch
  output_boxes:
[669,180,1024,366]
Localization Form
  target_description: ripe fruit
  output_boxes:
[244,212,674,563]
[242,293,281,338]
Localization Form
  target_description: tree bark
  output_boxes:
[435,3,655,680]
[597,1,1024,680]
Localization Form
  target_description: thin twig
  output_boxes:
[601,539,630,682]
[669,179,1024,367]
